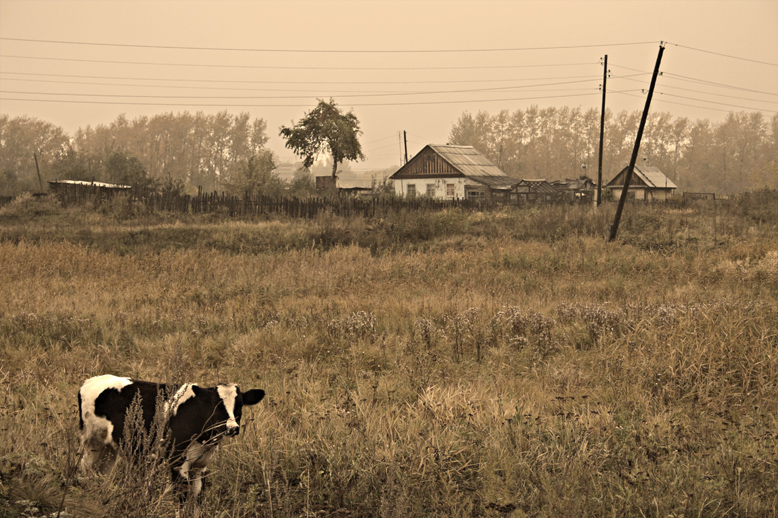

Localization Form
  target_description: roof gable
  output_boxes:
[390,144,511,181]
[606,165,677,190]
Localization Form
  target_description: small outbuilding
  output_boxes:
[390,145,519,200]
[513,179,560,203]
[48,180,132,195]
[550,176,596,202]
[605,165,677,201]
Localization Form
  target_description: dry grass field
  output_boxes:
[1,192,777,517]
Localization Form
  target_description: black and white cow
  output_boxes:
[78,374,265,498]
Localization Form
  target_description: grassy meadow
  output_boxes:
[1,192,777,517]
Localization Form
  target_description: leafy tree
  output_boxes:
[50,144,90,181]
[279,99,365,182]
[105,151,155,192]
[286,169,316,198]
[0,115,69,195]
[224,150,283,197]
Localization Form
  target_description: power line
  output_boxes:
[0,76,391,95]
[0,53,600,72]
[662,72,778,97]
[361,135,399,145]
[615,90,778,115]
[665,41,778,67]
[0,36,658,54]
[0,89,615,108]
[617,75,778,104]
[0,76,603,96]
[657,91,778,113]
[0,68,599,86]
[0,77,606,101]
[610,64,778,96]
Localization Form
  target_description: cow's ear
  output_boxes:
[242,389,265,406]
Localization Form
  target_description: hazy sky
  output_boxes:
[1,0,776,171]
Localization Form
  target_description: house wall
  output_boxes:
[610,188,673,201]
[393,177,466,200]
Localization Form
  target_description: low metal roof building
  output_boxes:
[513,179,560,203]
[389,144,519,200]
[49,180,132,191]
[605,165,677,201]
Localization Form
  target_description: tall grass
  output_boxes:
[1,193,777,516]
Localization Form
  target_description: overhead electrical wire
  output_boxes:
[616,75,778,104]
[0,54,606,72]
[609,63,778,97]
[0,36,658,54]
[664,41,778,67]
[615,90,777,115]
[661,72,778,96]
[0,71,608,90]
[0,89,626,108]
[657,92,777,113]
[0,76,616,101]
[0,36,774,119]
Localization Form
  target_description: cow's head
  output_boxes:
[172,383,264,442]
[214,384,265,437]
[187,384,264,438]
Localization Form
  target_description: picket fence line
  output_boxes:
[52,185,497,218]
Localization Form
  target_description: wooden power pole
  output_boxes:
[34,152,43,192]
[597,55,607,207]
[403,131,409,164]
[608,43,665,242]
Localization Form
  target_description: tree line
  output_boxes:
[0,111,315,197]
[449,107,777,195]
[2,106,776,198]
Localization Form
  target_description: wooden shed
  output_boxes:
[389,145,519,200]
[513,179,560,203]
[605,165,677,201]
[550,176,596,202]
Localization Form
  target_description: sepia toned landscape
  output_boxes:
[2,1,777,516]
[1,191,776,517]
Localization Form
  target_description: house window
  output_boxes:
[407,184,416,197]
[446,183,455,197]
[426,184,436,197]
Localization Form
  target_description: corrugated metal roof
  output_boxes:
[515,179,558,194]
[607,166,677,189]
[466,175,518,189]
[49,180,131,189]
[635,166,677,189]
[428,145,508,178]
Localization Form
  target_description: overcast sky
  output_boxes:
[1,0,776,172]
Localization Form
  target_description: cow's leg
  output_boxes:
[80,421,118,474]
[171,465,190,502]
[190,468,204,500]
[172,442,214,502]
[171,466,205,502]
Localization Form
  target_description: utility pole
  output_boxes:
[403,131,409,165]
[597,55,608,207]
[34,151,43,192]
[608,43,665,242]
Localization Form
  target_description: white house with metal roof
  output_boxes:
[389,144,519,200]
[605,165,677,201]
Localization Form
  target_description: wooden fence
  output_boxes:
[53,185,497,218]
